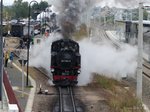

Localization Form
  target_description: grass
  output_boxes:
[26,85,33,88]
[94,74,119,91]
[91,74,145,112]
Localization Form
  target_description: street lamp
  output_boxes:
[27,0,38,86]
[0,0,3,101]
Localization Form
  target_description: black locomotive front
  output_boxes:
[51,39,81,86]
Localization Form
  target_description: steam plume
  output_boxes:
[78,39,137,85]
[29,34,137,86]
[56,0,99,38]
[59,0,80,38]
[29,33,62,72]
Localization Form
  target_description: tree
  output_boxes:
[9,0,49,20]
[3,6,14,20]
[20,2,28,18]
[12,0,28,19]
[3,6,14,34]
[143,9,148,20]
[31,3,40,20]
[132,8,138,20]
[38,1,49,11]
[31,1,49,19]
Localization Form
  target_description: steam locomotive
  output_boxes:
[51,38,81,86]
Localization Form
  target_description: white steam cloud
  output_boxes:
[78,39,137,85]
[29,34,137,86]
[30,0,138,85]
[29,33,62,72]
[48,0,145,9]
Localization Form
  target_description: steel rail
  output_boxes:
[143,64,150,79]
[102,30,120,48]
[59,87,63,112]
[69,87,77,112]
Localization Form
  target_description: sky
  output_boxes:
[3,0,48,6]
[3,0,150,8]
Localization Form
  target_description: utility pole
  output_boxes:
[137,2,143,100]
[0,0,3,102]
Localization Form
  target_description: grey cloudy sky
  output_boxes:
[3,0,150,8]
[3,0,48,6]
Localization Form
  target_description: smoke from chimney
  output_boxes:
[60,0,80,38]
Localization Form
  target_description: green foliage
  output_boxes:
[29,1,49,19]
[109,94,143,112]
[93,74,144,112]
[12,0,28,19]
[3,6,14,20]
[132,8,138,20]
[143,9,148,20]
[31,3,40,20]
[21,2,28,18]
[31,1,49,19]
[38,1,49,11]
[4,0,49,20]
[95,75,119,91]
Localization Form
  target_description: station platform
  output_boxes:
[1,59,36,112]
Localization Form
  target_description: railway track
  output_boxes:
[143,62,150,79]
[104,31,150,79]
[13,47,83,112]
[57,86,77,112]
[92,26,121,48]
[53,86,84,112]
[97,28,150,80]
[103,30,121,48]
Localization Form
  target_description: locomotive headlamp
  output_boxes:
[51,68,54,72]
[77,70,81,74]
